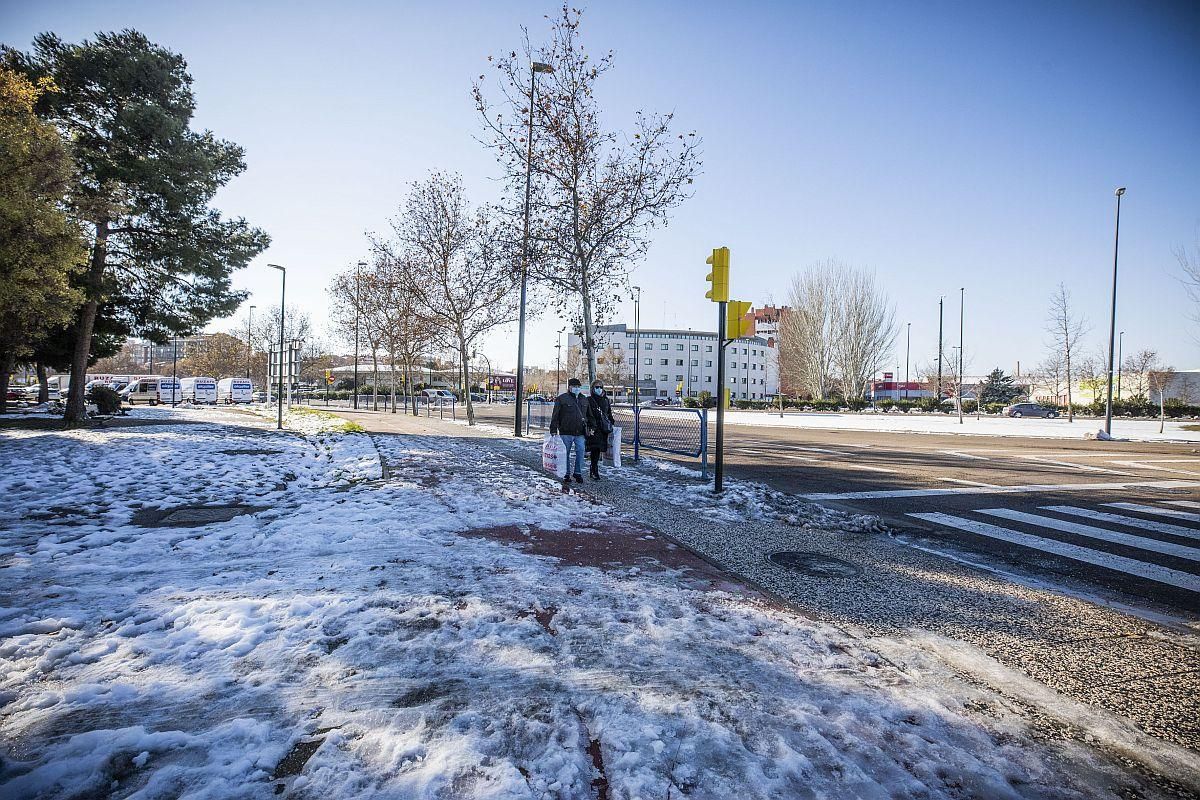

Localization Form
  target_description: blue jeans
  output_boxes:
[560,435,586,477]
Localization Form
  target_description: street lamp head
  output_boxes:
[357,260,367,268]
[532,62,554,74]
[267,263,285,272]
[1115,187,1126,197]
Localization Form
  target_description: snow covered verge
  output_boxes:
[723,410,1200,442]
[2,416,1198,798]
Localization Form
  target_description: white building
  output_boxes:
[567,324,777,401]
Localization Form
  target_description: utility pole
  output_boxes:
[267,264,286,430]
[1117,330,1124,400]
[958,288,964,425]
[904,322,911,401]
[936,297,944,402]
[353,259,365,410]
[632,286,642,407]
[171,335,178,407]
[1104,187,1126,435]
[716,297,727,492]
[246,305,255,380]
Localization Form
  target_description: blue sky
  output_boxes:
[4,0,1198,374]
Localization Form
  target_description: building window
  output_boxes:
[642,373,652,381]
[675,359,684,366]
[644,343,652,350]
[742,377,748,384]
[676,344,684,351]
[675,374,684,381]
[643,358,652,366]
[660,343,669,350]
[660,358,668,365]
[660,374,668,381]
[705,360,712,367]
[612,343,621,349]
[690,359,698,367]
[705,376,712,383]
[691,344,699,351]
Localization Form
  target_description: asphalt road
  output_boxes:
[470,403,1200,620]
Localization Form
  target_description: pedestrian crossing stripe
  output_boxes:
[1041,506,1200,541]
[1104,503,1200,523]
[1168,500,1200,510]
[908,512,1200,593]
[978,508,1200,562]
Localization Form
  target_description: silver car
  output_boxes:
[1003,402,1060,419]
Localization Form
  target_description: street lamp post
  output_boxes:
[958,288,964,424]
[632,286,642,407]
[246,305,255,380]
[1117,330,1125,400]
[474,350,493,404]
[514,61,555,437]
[353,260,365,410]
[904,322,911,401]
[267,264,286,430]
[1104,188,1126,435]
[171,335,178,407]
[936,296,944,401]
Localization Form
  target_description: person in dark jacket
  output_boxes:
[585,379,615,479]
[549,377,588,490]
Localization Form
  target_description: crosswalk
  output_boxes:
[908,501,1200,595]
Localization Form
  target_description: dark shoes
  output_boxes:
[589,467,600,480]
[573,474,584,484]
[561,479,570,493]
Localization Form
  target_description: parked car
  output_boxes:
[1002,402,1060,419]
[217,378,254,404]
[123,377,181,405]
[651,397,673,406]
[469,393,486,402]
[251,390,268,403]
[420,389,457,402]
[180,376,218,404]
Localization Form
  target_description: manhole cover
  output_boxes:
[219,448,280,456]
[131,504,266,528]
[766,551,861,578]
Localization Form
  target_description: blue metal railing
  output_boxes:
[526,400,708,477]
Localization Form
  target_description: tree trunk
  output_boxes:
[36,362,48,403]
[371,351,379,411]
[458,333,475,425]
[1064,350,1074,423]
[580,280,599,383]
[406,358,418,417]
[0,352,12,414]
[389,350,398,413]
[1160,391,1165,433]
[65,223,109,424]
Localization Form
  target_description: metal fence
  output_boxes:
[525,400,708,476]
[299,394,458,420]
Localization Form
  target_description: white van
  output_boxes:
[181,376,217,404]
[123,377,181,405]
[420,389,457,402]
[217,378,253,404]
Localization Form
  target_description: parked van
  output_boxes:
[217,378,254,404]
[420,389,457,402]
[123,377,181,405]
[180,376,217,404]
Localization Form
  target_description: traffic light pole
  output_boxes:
[715,300,727,493]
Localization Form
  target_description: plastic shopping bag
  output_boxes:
[543,434,568,480]
[606,427,622,468]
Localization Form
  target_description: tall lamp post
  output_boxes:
[474,350,493,404]
[246,305,255,380]
[936,296,944,401]
[1117,330,1124,400]
[632,285,642,406]
[171,335,178,407]
[555,326,565,396]
[957,287,964,424]
[267,264,286,430]
[1104,188,1126,435]
[353,259,365,410]
[513,60,555,437]
[904,322,911,401]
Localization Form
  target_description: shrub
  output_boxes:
[87,384,122,415]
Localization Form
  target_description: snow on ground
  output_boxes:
[2,410,1197,798]
[724,410,1200,442]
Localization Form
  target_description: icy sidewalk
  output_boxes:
[1,411,1197,798]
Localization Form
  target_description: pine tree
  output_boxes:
[980,367,1022,405]
[4,31,269,422]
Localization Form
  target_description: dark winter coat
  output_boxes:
[586,393,615,451]
[549,391,588,436]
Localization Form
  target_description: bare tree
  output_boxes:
[779,264,839,399]
[253,304,311,394]
[377,172,519,425]
[834,268,897,402]
[779,260,895,401]
[1075,353,1104,404]
[1046,284,1087,421]
[474,5,701,382]
[1176,231,1200,342]
[597,344,630,388]
[1121,348,1158,401]
[1033,351,1067,406]
[1148,363,1175,433]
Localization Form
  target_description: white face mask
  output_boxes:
[569,386,582,395]
[593,387,604,396]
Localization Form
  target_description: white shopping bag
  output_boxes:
[606,427,622,468]
[542,434,568,480]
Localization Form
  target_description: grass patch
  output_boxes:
[1183,424,1200,432]
[285,406,365,433]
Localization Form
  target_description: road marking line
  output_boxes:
[792,446,846,455]
[942,450,987,460]
[1105,503,1200,523]
[980,508,1200,562]
[781,455,819,462]
[941,478,998,487]
[908,512,1200,592]
[1167,501,1200,510]
[1109,461,1200,477]
[1042,506,1200,541]
[1020,456,1120,474]
[841,464,900,474]
[801,479,1200,501]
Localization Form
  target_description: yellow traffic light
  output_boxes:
[726,300,754,338]
[705,247,729,302]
